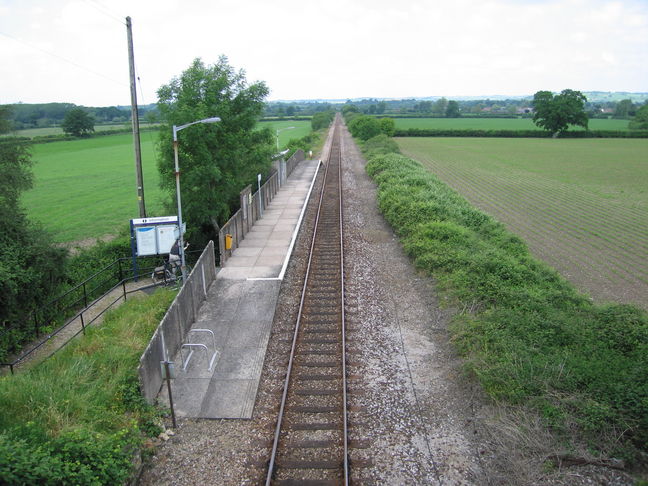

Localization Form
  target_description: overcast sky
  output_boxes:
[1,0,647,107]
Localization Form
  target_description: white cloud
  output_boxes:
[0,0,646,105]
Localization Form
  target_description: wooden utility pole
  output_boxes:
[126,16,146,218]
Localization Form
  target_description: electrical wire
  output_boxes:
[82,0,126,25]
[0,30,128,88]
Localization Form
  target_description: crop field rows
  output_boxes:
[398,138,648,309]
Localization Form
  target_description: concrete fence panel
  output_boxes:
[138,241,217,403]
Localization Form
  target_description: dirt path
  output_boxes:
[5,278,153,374]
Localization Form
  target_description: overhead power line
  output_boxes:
[83,0,126,25]
[0,30,128,88]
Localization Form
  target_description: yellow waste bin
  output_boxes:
[225,234,233,250]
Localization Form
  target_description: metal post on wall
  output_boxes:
[162,360,177,428]
[257,173,263,216]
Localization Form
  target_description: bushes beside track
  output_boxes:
[394,128,648,138]
[364,150,648,462]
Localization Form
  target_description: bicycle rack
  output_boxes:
[180,329,218,372]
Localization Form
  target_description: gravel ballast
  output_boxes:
[138,122,636,485]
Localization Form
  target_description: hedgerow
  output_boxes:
[365,151,648,461]
[394,128,648,138]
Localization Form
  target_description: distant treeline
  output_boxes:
[1,125,160,145]
[6,102,159,130]
[265,95,647,119]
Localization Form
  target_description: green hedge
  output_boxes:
[377,114,533,119]
[394,128,648,138]
[365,152,648,461]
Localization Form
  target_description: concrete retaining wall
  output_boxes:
[138,241,217,403]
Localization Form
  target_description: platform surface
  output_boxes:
[159,159,320,418]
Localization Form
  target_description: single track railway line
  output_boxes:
[265,118,349,485]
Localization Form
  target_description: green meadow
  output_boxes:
[257,120,312,148]
[22,120,312,243]
[6,123,158,138]
[393,117,631,131]
[23,133,165,243]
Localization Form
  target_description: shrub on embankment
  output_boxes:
[394,128,648,138]
[365,151,648,462]
[0,289,174,485]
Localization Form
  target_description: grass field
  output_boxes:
[5,123,159,138]
[23,132,165,243]
[22,121,312,243]
[257,120,312,149]
[397,137,648,309]
[393,117,631,131]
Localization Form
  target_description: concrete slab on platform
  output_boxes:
[158,159,320,419]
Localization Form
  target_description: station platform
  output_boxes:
[159,158,320,419]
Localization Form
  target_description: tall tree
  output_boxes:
[629,103,648,130]
[156,57,274,248]
[445,100,460,118]
[61,108,95,137]
[615,99,635,118]
[532,89,588,136]
[0,107,65,354]
[433,97,448,115]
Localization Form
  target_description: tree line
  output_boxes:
[266,95,648,120]
[5,102,159,130]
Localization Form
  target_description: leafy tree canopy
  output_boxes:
[629,103,648,130]
[614,99,635,118]
[348,115,381,141]
[532,89,588,135]
[342,104,360,117]
[61,108,95,137]
[378,117,396,136]
[445,100,460,118]
[0,107,65,340]
[311,110,334,131]
[347,115,396,141]
[156,56,274,248]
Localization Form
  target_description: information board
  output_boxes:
[135,226,157,256]
[130,216,183,257]
[157,225,178,254]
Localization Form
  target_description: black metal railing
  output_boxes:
[0,249,206,375]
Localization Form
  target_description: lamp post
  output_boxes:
[276,126,295,150]
[172,116,221,284]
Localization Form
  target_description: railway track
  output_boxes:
[265,118,349,485]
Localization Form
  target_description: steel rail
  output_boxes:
[265,118,349,485]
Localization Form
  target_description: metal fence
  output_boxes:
[218,149,305,266]
[0,250,206,375]
[138,241,217,403]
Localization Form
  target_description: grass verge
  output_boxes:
[364,146,648,464]
[0,289,175,485]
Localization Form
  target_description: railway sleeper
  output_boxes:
[276,480,340,486]
[295,374,339,380]
[277,459,341,469]
[298,361,338,367]
[292,406,339,413]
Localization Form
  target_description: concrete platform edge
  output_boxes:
[247,159,322,282]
